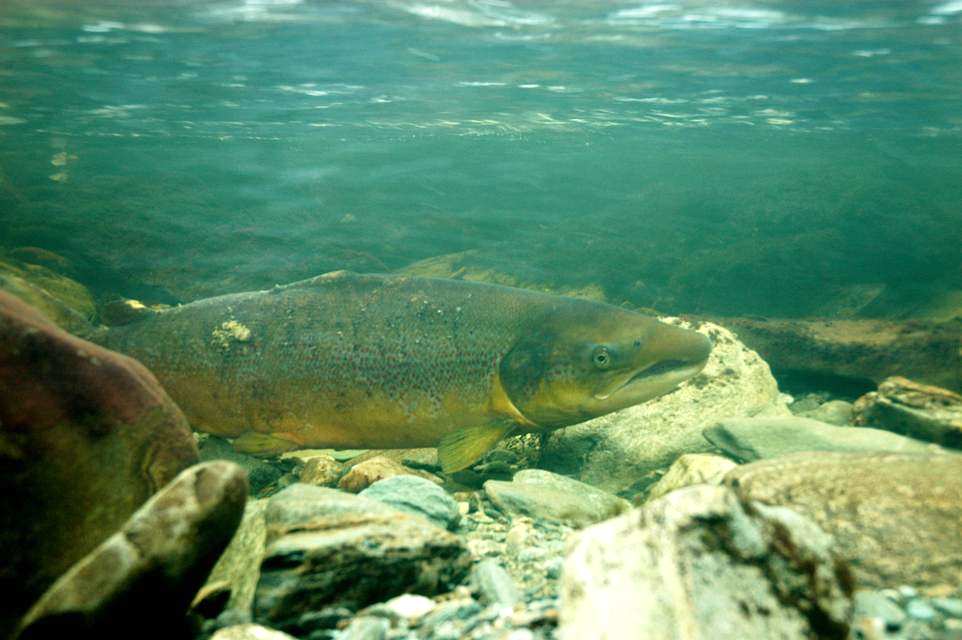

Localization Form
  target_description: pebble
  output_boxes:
[359,475,461,530]
[905,599,938,621]
[338,616,389,640]
[383,593,436,620]
[853,590,906,629]
[932,597,962,619]
[899,586,919,600]
[472,559,521,607]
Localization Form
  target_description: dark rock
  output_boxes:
[0,291,199,635]
[726,451,962,588]
[703,416,936,462]
[359,474,460,530]
[198,435,293,496]
[253,484,470,631]
[561,485,854,640]
[715,316,962,393]
[16,461,248,639]
[853,377,962,449]
[483,469,629,527]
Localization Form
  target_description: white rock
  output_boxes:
[646,453,738,501]
[384,593,437,619]
[211,624,297,640]
[547,319,789,494]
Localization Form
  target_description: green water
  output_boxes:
[1,0,961,317]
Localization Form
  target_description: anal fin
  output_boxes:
[233,432,299,457]
[437,422,514,473]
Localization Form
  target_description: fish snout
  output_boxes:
[686,331,713,365]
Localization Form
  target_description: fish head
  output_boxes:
[499,304,712,428]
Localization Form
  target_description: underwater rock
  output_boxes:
[471,559,520,608]
[16,461,247,639]
[546,319,788,495]
[203,499,268,619]
[799,399,854,426]
[852,377,962,449]
[297,454,344,486]
[0,257,95,334]
[253,484,470,632]
[198,435,292,495]
[560,485,853,640]
[716,316,962,393]
[703,416,937,462]
[645,453,738,501]
[483,469,629,527]
[359,475,461,531]
[210,624,297,640]
[726,451,962,589]
[337,455,441,492]
[0,291,199,635]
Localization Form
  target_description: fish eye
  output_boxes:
[591,346,611,369]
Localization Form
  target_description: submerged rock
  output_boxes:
[853,377,962,449]
[716,316,962,393]
[645,453,738,501]
[210,624,297,640]
[483,469,629,527]
[560,485,853,640]
[703,416,937,462]
[298,454,344,487]
[253,484,470,632]
[545,320,788,495]
[203,499,268,619]
[799,399,854,426]
[337,455,440,493]
[359,475,461,530]
[198,434,292,496]
[0,257,94,333]
[16,461,247,639]
[0,291,199,635]
[726,451,962,589]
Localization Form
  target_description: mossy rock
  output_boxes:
[0,256,95,333]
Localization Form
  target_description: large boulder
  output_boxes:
[726,451,962,589]
[560,485,853,640]
[716,316,962,393]
[0,291,199,635]
[545,319,789,495]
[203,499,268,619]
[703,416,938,462]
[0,257,95,334]
[852,377,962,449]
[253,484,470,633]
[16,461,247,639]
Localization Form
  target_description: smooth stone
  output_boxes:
[0,257,95,334]
[726,451,962,588]
[204,499,268,617]
[382,593,436,620]
[210,624,297,640]
[340,616,389,640]
[646,453,738,501]
[852,590,906,629]
[853,376,962,449]
[800,399,854,426]
[471,559,520,607]
[359,475,460,530]
[280,449,368,463]
[704,416,936,462]
[0,291,199,635]
[560,485,853,640]
[298,455,344,487]
[932,598,962,618]
[546,320,790,494]
[337,455,440,493]
[253,484,470,631]
[905,599,938,621]
[17,461,248,638]
[483,469,630,527]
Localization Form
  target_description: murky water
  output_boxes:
[1,0,961,316]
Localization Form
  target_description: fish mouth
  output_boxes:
[593,358,707,401]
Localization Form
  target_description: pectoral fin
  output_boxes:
[437,423,514,473]
[233,432,299,457]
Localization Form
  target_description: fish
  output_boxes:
[95,271,712,472]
